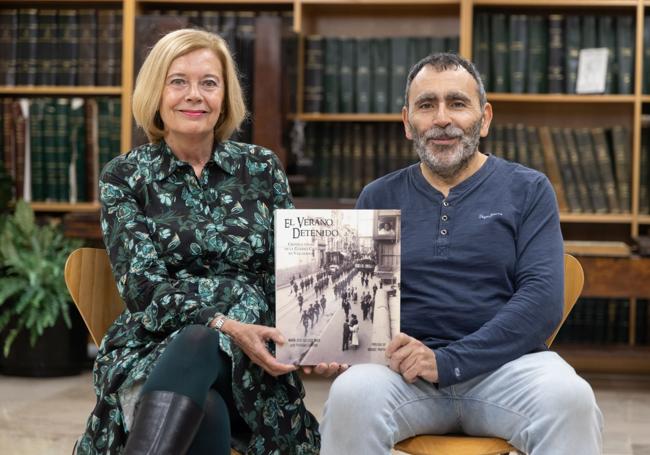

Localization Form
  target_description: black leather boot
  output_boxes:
[124,390,204,455]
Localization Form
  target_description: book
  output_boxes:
[303,35,324,113]
[16,9,38,86]
[526,15,547,93]
[0,9,18,86]
[473,13,491,91]
[490,14,509,92]
[508,15,527,93]
[274,209,401,365]
[57,9,79,86]
[547,14,565,93]
[77,9,97,86]
[355,38,371,113]
[36,9,57,86]
[564,15,580,94]
[390,37,408,112]
[323,37,340,113]
[615,15,634,95]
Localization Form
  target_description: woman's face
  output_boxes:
[159,48,225,143]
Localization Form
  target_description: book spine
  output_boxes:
[509,15,527,94]
[473,13,491,91]
[575,128,608,213]
[389,37,408,112]
[36,9,57,86]
[303,35,324,113]
[563,128,593,213]
[526,15,547,93]
[29,98,45,201]
[42,98,57,201]
[69,97,85,203]
[16,8,38,86]
[564,15,580,94]
[339,38,356,114]
[323,37,340,114]
[84,98,99,202]
[371,38,389,113]
[11,100,25,200]
[615,15,634,95]
[538,126,568,212]
[591,127,620,213]
[57,10,79,86]
[355,38,371,114]
[551,127,581,212]
[78,9,97,86]
[610,125,631,212]
[490,14,509,93]
[56,98,71,201]
[0,10,17,86]
[597,16,616,94]
[547,14,565,94]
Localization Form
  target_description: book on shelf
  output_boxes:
[537,126,569,212]
[274,208,401,366]
[78,9,97,86]
[508,14,527,94]
[36,9,57,86]
[303,35,324,113]
[0,9,17,86]
[355,38,371,114]
[0,96,121,204]
[57,9,79,86]
[16,8,38,86]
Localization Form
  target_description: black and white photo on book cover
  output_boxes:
[274,209,401,366]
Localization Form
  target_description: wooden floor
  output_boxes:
[0,370,649,454]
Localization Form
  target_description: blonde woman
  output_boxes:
[75,29,319,455]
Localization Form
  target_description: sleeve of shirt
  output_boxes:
[100,161,215,334]
[434,175,564,387]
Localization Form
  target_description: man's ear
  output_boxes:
[402,106,413,140]
[480,102,493,137]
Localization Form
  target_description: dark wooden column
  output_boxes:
[252,15,285,165]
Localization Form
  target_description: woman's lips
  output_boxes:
[180,110,206,118]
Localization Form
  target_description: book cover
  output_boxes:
[274,209,401,366]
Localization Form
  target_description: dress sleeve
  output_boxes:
[100,161,206,334]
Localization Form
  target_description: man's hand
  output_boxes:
[302,363,349,377]
[385,333,438,383]
[222,320,297,377]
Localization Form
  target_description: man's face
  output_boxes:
[402,66,492,179]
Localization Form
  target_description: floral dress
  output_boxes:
[75,140,320,455]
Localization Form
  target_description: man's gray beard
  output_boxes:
[412,117,483,180]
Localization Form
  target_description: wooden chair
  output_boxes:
[64,248,242,455]
[65,249,583,455]
[394,254,585,455]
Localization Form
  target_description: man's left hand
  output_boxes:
[385,333,438,383]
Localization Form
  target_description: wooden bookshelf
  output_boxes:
[3,0,650,374]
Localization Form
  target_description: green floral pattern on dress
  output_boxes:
[76,140,320,455]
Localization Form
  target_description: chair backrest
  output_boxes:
[546,254,584,347]
[64,248,125,346]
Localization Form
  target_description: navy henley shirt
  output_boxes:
[355,155,564,387]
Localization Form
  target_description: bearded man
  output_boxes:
[317,53,603,455]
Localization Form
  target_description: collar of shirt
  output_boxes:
[152,140,238,181]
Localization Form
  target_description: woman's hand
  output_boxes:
[302,363,349,377]
[221,319,297,377]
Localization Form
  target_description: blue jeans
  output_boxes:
[320,351,602,455]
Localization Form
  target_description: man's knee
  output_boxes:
[542,374,599,421]
[326,364,396,418]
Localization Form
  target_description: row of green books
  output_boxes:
[482,124,631,214]
[554,298,632,345]
[303,35,459,114]
[473,12,635,94]
[0,97,121,203]
[0,8,122,87]
[291,122,415,199]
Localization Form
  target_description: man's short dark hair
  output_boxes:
[404,53,487,110]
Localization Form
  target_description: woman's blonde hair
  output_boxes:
[132,28,246,143]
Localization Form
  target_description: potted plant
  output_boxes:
[0,199,86,376]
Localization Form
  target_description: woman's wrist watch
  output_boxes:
[209,312,228,332]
